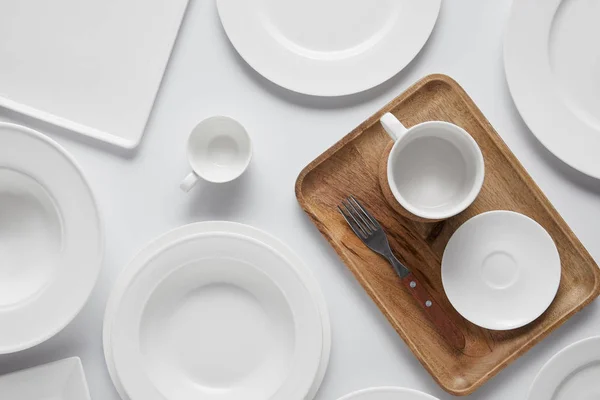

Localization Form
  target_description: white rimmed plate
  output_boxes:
[337,387,440,400]
[217,0,441,96]
[505,0,600,178]
[0,357,91,400]
[529,336,600,399]
[0,123,102,353]
[104,222,330,400]
[442,211,561,330]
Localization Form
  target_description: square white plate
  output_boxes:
[0,357,91,400]
[0,0,189,149]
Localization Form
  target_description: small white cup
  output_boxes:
[180,116,252,192]
[380,113,484,221]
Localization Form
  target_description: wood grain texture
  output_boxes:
[401,272,466,351]
[295,74,600,396]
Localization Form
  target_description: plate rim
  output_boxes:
[528,336,600,399]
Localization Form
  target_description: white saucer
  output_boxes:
[0,123,102,353]
[442,211,561,330]
[337,387,439,400]
[104,222,330,400]
[217,0,441,96]
[529,336,600,400]
[505,0,600,178]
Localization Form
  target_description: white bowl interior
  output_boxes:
[389,124,482,217]
[139,258,295,400]
[0,168,62,307]
[188,117,252,183]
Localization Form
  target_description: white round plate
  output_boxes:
[337,387,440,400]
[505,0,600,178]
[0,123,102,353]
[104,222,330,400]
[442,211,561,330]
[529,336,600,400]
[217,0,441,96]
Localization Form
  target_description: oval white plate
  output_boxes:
[505,0,600,178]
[217,0,441,96]
[104,222,330,400]
[0,123,102,353]
[529,336,600,400]
[337,387,439,400]
[442,211,561,330]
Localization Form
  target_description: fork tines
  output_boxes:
[337,195,381,239]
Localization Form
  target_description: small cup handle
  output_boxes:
[380,113,408,141]
[180,171,199,192]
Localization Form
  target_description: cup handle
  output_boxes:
[380,112,408,141]
[180,171,199,192]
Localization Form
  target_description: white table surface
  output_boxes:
[1,0,599,399]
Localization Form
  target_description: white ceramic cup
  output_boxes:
[180,116,252,192]
[380,113,484,221]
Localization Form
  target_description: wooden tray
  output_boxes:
[295,74,600,396]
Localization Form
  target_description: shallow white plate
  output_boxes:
[442,211,561,330]
[104,222,330,400]
[0,357,91,400]
[0,0,188,149]
[505,0,600,178]
[529,336,600,399]
[217,0,441,96]
[0,123,102,353]
[337,387,439,400]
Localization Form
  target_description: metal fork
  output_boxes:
[338,195,465,350]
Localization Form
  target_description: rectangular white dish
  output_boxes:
[0,0,189,149]
[0,357,91,400]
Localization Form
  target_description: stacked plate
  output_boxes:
[104,222,331,400]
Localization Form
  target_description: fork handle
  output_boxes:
[401,272,466,350]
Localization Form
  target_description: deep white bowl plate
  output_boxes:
[529,336,600,400]
[104,222,330,400]
[0,357,91,400]
[217,0,441,96]
[505,0,600,178]
[442,211,561,330]
[0,123,102,353]
[337,387,439,400]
